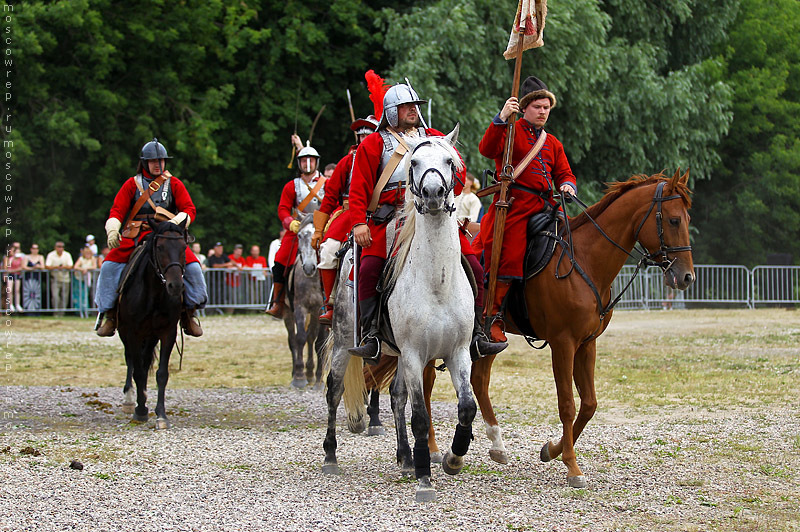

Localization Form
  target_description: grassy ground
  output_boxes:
[4,309,798,416]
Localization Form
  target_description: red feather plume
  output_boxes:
[365,70,390,119]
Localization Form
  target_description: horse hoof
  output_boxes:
[322,463,340,475]
[133,412,149,423]
[291,378,308,389]
[568,475,587,488]
[122,403,135,415]
[313,381,324,392]
[430,451,443,464]
[540,441,552,462]
[415,477,436,503]
[155,418,169,430]
[441,451,464,476]
[367,425,385,436]
[489,449,509,465]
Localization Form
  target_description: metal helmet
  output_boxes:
[297,142,320,160]
[350,115,380,136]
[140,137,172,160]
[379,83,427,129]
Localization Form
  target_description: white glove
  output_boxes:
[168,211,192,228]
[105,218,122,249]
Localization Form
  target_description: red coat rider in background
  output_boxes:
[348,81,507,364]
[265,138,326,317]
[479,76,577,343]
[311,114,379,325]
[94,138,207,337]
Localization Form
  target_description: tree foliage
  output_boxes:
[692,0,800,265]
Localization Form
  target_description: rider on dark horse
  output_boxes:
[94,138,207,337]
[478,76,578,343]
[348,80,507,364]
[265,138,326,318]
[311,113,379,325]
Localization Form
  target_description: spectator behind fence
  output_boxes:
[4,242,25,313]
[245,244,268,304]
[45,241,73,316]
[323,162,336,179]
[24,243,45,313]
[97,246,110,267]
[207,242,234,307]
[85,234,98,256]
[191,242,208,270]
[73,245,98,314]
[268,229,285,271]
[226,244,246,312]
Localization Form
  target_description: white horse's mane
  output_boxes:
[388,134,464,288]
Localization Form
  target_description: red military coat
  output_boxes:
[349,128,476,259]
[104,170,199,264]
[319,147,356,244]
[274,172,324,267]
[478,117,577,279]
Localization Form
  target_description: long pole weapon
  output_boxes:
[287,87,300,169]
[483,17,528,335]
[346,89,358,144]
[308,104,326,145]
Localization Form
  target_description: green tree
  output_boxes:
[379,0,736,207]
[8,0,392,253]
[692,0,800,265]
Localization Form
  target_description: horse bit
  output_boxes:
[407,140,458,216]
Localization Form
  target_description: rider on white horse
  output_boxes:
[348,81,508,364]
[94,138,207,337]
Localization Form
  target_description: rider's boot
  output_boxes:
[181,308,203,337]
[471,305,508,360]
[265,282,285,318]
[318,268,337,326]
[348,296,381,365]
[487,281,512,343]
[95,309,117,337]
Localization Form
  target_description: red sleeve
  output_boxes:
[278,179,297,224]
[170,176,197,222]
[108,177,138,222]
[550,137,577,191]
[319,150,353,215]
[478,122,508,162]
[349,133,385,227]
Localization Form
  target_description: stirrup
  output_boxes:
[348,337,381,365]
[489,317,507,343]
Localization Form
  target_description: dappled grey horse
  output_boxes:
[283,214,327,388]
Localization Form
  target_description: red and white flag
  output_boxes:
[503,0,547,59]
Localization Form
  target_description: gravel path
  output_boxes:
[1,385,798,532]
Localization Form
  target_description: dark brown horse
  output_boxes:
[369,171,695,487]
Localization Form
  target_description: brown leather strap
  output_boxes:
[124,172,169,229]
[368,128,410,212]
[476,131,548,198]
[297,175,327,213]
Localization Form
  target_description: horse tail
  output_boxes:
[363,354,398,393]
[342,354,367,429]
[321,328,335,379]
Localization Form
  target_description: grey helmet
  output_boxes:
[297,142,320,160]
[140,137,172,160]
[378,83,427,129]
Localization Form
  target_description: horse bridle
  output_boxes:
[632,181,693,272]
[150,231,187,285]
[407,140,458,216]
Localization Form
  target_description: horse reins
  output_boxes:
[150,232,188,285]
[556,180,692,323]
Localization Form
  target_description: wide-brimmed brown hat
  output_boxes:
[519,76,557,109]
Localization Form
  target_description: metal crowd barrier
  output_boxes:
[2,264,797,315]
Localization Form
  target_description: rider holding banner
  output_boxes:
[95,138,207,337]
[348,81,507,363]
[479,76,577,343]
[266,138,326,317]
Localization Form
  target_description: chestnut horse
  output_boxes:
[367,170,694,488]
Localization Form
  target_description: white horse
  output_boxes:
[322,125,477,503]
[284,214,326,388]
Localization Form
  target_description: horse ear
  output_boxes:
[148,218,159,232]
[179,217,188,230]
[669,168,681,189]
[680,168,690,185]
[445,123,460,146]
